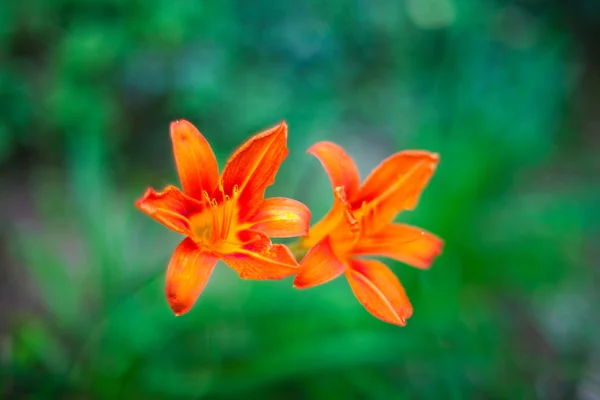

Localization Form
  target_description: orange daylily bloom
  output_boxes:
[136,120,311,316]
[293,141,443,326]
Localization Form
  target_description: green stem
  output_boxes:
[287,240,308,262]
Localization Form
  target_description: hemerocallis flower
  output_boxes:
[136,120,311,316]
[293,142,443,326]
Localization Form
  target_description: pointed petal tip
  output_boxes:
[134,187,156,211]
[168,303,189,317]
[167,294,195,317]
[167,298,190,316]
[169,119,196,140]
[275,120,288,140]
[136,186,156,199]
[170,119,184,131]
[292,277,308,290]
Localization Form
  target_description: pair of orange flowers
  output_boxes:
[136,120,443,326]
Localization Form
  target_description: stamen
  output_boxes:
[221,184,239,240]
[335,186,360,233]
[194,182,241,245]
[218,178,226,199]
[221,195,231,239]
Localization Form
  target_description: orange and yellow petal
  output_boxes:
[354,151,439,231]
[294,237,347,289]
[307,141,361,199]
[346,259,413,326]
[300,185,360,249]
[248,197,311,238]
[165,237,219,316]
[352,224,443,269]
[220,243,299,280]
[135,185,203,235]
[221,121,288,219]
[170,119,219,201]
[300,202,346,249]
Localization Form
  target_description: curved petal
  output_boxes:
[165,238,219,316]
[352,224,443,269]
[135,185,203,235]
[346,259,413,326]
[354,151,439,231]
[221,121,288,219]
[220,243,299,280]
[170,119,219,201]
[248,198,311,238]
[307,141,360,199]
[300,184,359,250]
[293,237,347,289]
[300,202,345,249]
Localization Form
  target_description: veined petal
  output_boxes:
[170,119,219,201]
[355,151,439,231]
[346,259,413,326]
[220,243,299,280]
[307,141,360,199]
[221,121,288,218]
[248,198,311,238]
[352,224,443,269]
[293,237,347,289]
[135,185,203,235]
[165,238,219,316]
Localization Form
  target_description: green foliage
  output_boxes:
[2,0,598,399]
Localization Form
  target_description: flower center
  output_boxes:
[189,181,240,249]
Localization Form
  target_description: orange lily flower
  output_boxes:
[293,142,443,326]
[136,120,311,316]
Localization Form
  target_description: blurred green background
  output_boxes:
[1,0,600,399]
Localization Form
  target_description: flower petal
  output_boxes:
[299,202,346,249]
[307,141,360,199]
[135,185,203,235]
[170,119,219,201]
[352,224,443,269]
[346,259,413,326]
[248,197,311,238]
[220,243,299,280]
[355,151,439,231]
[165,238,219,316]
[221,121,288,218]
[293,237,347,289]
